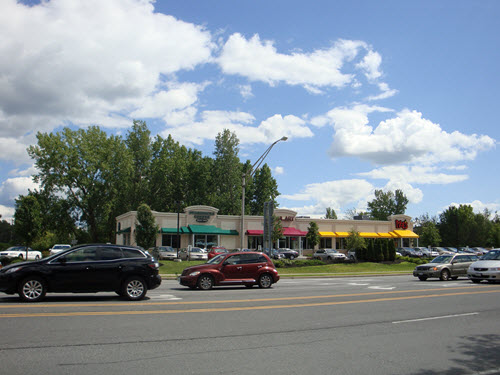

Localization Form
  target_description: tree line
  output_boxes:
[8,121,279,249]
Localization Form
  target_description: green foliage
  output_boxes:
[135,203,159,250]
[325,207,337,219]
[14,195,43,247]
[367,189,408,220]
[250,164,279,215]
[273,258,324,268]
[306,221,320,249]
[0,220,13,243]
[439,205,475,247]
[346,230,366,252]
[272,215,284,246]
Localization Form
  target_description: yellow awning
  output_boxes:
[377,232,396,238]
[359,232,379,238]
[319,231,336,237]
[393,230,419,238]
[335,232,349,237]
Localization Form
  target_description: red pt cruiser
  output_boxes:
[179,251,280,290]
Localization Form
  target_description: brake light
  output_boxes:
[148,262,160,270]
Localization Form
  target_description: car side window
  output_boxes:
[240,254,259,264]
[225,255,241,265]
[122,248,146,259]
[62,247,97,262]
[97,247,123,261]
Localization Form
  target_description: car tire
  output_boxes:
[327,256,332,261]
[440,269,451,281]
[121,276,147,301]
[35,255,40,260]
[18,254,23,259]
[289,255,295,260]
[197,274,214,290]
[418,276,428,281]
[18,276,46,302]
[258,273,273,288]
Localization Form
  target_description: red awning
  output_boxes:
[282,227,307,236]
[247,229,264,235]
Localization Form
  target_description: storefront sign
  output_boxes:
[190,211,214,223]
[280,216,294,222]
[395,219,408,230]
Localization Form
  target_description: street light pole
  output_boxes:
[240,136,287,250]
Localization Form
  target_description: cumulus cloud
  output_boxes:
[0,177,39,206]
[358,165,469,185]
[218,34,369,90]
[0,0,214,141]
[274,166,285,175]
[162,111,313,147]
[312,106,496,165]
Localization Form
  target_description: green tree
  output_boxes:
[28,126,133,242]
[14,195,43,254]
[272,215,284,249]
[212,129,242,215]
[306,221,321,250]
[346,230,366,260]
[250,164,279,215]
[420,222,441,247]
[438,205,475,247]
[125,120,152,211]
[325,207,337,219]
[367,189,409,221]
[135,203,159,250]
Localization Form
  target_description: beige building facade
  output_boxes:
[116,205,418,251]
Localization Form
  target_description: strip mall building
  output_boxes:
[116,205,419,253]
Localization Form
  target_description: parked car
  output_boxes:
[269,249,285,260]
[179,247,208,261]
[433,247,452,255]
[467,249,500,283]
[0,246,42,260]
[0,244,161,302]
[179,251,280,290]
[148,246,178,260]
[49,244,72,256]
[414,247,439,258]
[413,253,479,281]
[313,249,346,261]
[208,246,229,259]
[278,248,299,260]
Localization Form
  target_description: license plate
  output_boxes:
[418,272,423,276]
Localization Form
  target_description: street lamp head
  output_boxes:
[280,136,288,142]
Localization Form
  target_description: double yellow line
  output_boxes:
[1,286,498,318]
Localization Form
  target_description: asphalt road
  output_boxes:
[1,275,500,375]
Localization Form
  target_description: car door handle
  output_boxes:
[237,266,242,270]
[85,266,93,270]
[257,265,263,268]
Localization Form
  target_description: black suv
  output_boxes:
[0,244,161,302]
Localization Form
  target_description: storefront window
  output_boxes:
[194,235,218,249]
[320,238,333,249]
[162,234,180,248]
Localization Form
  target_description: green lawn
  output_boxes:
[159,260,416,277]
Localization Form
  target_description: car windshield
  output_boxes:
[482,250,500,260]
[6,246,24,251]
[207,254,225,264]
[431,255,453,263]
[190,248,203,253]
[326,250,338,253]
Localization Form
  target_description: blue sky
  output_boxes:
[0,0,498,221]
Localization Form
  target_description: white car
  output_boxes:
[467,249,500,283]
[0,246,42,260]
[313,249,346,261]
[179,247,208,261]
[49,244,72,255]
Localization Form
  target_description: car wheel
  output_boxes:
[327,256,332,261]
[122,276,147,301]
[35,255,40,260]
[197,274,214,290]
[18,276,46,302]
[258,274,273,288]
[289,255,295,260]
[18,254,23,259]
[418,276,428,281]
[440,269,451,281]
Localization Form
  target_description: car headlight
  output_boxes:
[5,266,22,274]
[432,267,438,271]
[189,271,200,277]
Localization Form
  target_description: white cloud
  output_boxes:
[0,204,15,222]
[162,111,313,147]
[0,177,39,206]
[0,0,214,144]
[358,165,469,185]
[356,50,382,81]
[274,166,285,175]
[218,34,368,90]
[313,106,496,165]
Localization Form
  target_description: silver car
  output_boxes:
[313,249,346,261]
[179,247,208,261]
[467,249,500,283]
[413,253,479,281]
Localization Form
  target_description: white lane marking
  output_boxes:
[368,286,396,290]
[348,283,369,286]
[392,312,479,324]
[154,294,182,300]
